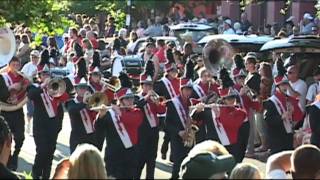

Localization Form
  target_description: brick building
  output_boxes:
[179,0,317,28]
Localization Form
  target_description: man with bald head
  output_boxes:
[287,65,307,111]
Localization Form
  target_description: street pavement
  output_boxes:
[16,110,266,179]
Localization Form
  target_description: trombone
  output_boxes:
[101,77,119,92]
[85,92,135,111]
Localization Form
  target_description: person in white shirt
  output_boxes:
[266,145,320,179]
[21,50,40,78]
[287,65,307,111]
[21,50,40,135]
[223,19,235,35]
[306,66,320,104]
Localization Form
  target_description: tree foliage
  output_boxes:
[0,0,75,35]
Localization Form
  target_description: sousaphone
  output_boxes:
[203,39,234,75]
[0,27,16,68]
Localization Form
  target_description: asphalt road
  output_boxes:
[16,110,266,179]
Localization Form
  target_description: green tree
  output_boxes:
[0,0,74,35]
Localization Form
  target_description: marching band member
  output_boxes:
[263,59,304,154]
[88,67,115,105]
[27,64,70,179]
[0,56,29,170]
[232,67,261,159]
[191,68,248,163]
[65,78,97,153]
[166,77,194,179]
[72,42,87,84]
[136,61,166,179]
[95,72,143,179]
[154,62,180,160]
[193,67,219,99]
[154,62,180,99]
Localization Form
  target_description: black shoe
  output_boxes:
[161,154,166,160]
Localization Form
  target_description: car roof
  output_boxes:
[260,36,320,53]
[169,23,214,31]
[138,36,177,41]
[198,34,273,45]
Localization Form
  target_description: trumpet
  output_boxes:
[101,77,119,92]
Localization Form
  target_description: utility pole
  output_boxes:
[126,0,132,32]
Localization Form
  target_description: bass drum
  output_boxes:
[111,55,145,78]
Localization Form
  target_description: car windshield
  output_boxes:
[173,29,215,44]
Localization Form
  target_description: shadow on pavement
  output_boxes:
[155,161,172,173]
[17,157,33,174]
[53,142,70,161]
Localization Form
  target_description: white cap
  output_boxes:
[224,19,232,26]
[303,13,313,20]
[30,50,40,57]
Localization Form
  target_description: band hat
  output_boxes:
[115,87,135,100]
[190,98,201,106]
[49,57,55,65]
[140,74,153,84]
[164,63,178,73]
[89,66,101,74]
[180,78,193,89]
[232,68,246,78]
[274,75,289,86]
[219,88,237,98]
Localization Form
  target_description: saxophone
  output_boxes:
[183,120,199,148]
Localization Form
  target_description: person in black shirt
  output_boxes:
[0,116,19,179]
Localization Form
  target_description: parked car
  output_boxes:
[169,23,216,46]
[198,34,273,52]
[130,36,180,55]
[260,36,320,84]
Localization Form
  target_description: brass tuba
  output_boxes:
[0,28,28,112]
[47,77,66,97]
[86,92,109,110]
[0,27,16,68]
[203,39,234,75]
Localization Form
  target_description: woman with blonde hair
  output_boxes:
[52,143,107,179]
[230,163,262,179]
[82,38,94,66]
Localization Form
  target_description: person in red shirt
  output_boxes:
[86,31,99,49]
[192,87,248,163]
[27,64,70,179]
[88,67,114,104]
[136,73,166,179]
[264,73,304,154]
[65,27,82,53]
[95,73,143,179]
[0,56,29,171]
[193,68,220,100]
